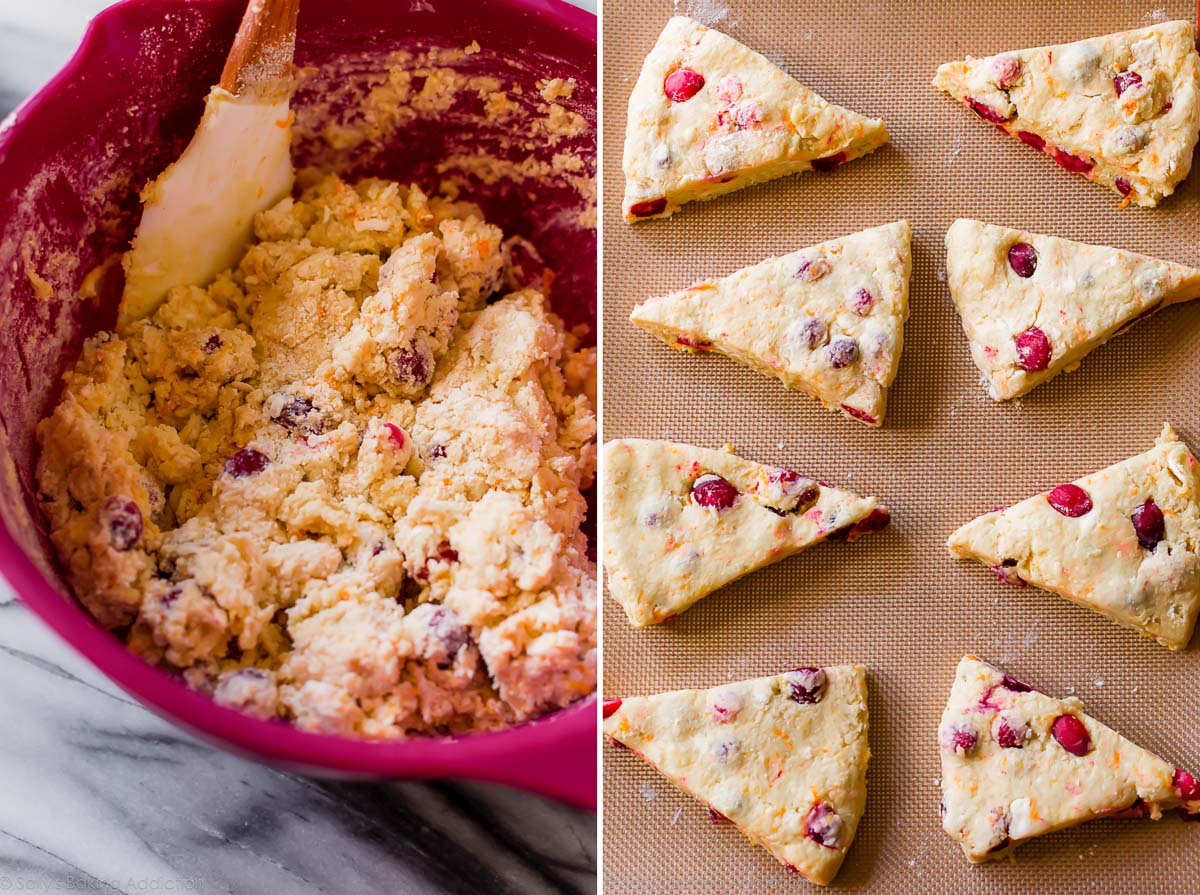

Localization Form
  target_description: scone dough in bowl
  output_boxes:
[947,424,1200,650]
[35,175,598,738]
[934,21,1200,206]
[622,16,889,222]
[602,439,889,627]
[939,656,1200,862]
[630,221,911,426]
[945,219,1200,401]
[604,665,870,886]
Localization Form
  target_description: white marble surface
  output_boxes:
[0,2,597,893]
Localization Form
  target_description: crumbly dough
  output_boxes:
[945,219,1200,401]
[629,221,911,425]
[602,439,887,627]
[947,424,1200,650]
[622,17,889,221]
[933,21,1200,206]
[36,175,597,738]
[604,665,870,886]
[939,656,1199,862]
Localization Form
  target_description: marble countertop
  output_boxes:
[0,3,597,893]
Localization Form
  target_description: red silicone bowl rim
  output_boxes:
[0,0,597,810]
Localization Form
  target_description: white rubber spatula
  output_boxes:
[118,0,299,329]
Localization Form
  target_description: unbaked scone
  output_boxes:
[603,439,889,627]
[945,219,1200,401]
[933,21,1200,206]
[35,175,598,738]
[604,665,870,885]
[622,17,889,222]
[940,656,1200,862]
[630,221,911,426]
[947,424,1200,650]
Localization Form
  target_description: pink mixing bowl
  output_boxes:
[0,0,596,808]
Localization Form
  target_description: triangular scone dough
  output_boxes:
[603,439,888,627]
[604,665,870,885]
[945,219,1200,401]
[623,17,889,222]
[940,656,1200,862]
[933,21,1200,206]
[630,221,910,426]
[948,424,1200,650]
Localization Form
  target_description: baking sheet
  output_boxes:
[600,1,1200,891]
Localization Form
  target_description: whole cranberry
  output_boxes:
[1047,483,1093,518]
[692,474,739,509]
[602,699,622,719]
[829,506,890,541]
[785,667,826,704]
[390,344,433,390]
[707,687,744,723]
[991,54,1021,88]
[841,405,877,425]
[418,604,469,667]
[796,258,832,282]
[810,151,847,172]
[224,448,270,478]
[1131,498,1165,550]
[1051,714,1091,756]
[800,317,828,349]
[967,98,1012,124]
[1017,130,1046,151]
[629,197,667,217]
[1000,673,1034,694]
[101,497,143,551]
[1115,177,1133,197]
[994,715,1029,749]
[826,338,859,368]
[765,468,820,512]
[803,802,844,849]
[271,395,318,432]
[664,69,705,102]
[853,288,875,315]
[1014,326,1052,371]
[1008,242,1038,278]
[1174,768,1200,801]
[1114,70,1143,96]
[1053,150,1094,175]
[944,724,979,755]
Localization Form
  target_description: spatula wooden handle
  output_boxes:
[219,0,300,96]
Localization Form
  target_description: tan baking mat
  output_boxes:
[600,1,1200,891]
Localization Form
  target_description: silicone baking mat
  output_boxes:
[600,1,1200,891]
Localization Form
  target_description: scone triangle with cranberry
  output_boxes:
[603,439,889,627]
[933,21,1200,206]
[630,221,911,426]
[940,656,1200,862]
[945,219,1200,401]
[623,16,889,222]
[948,424,1200,650]
[605,665,870,885]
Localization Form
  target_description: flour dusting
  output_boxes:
[675,0,733,28]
